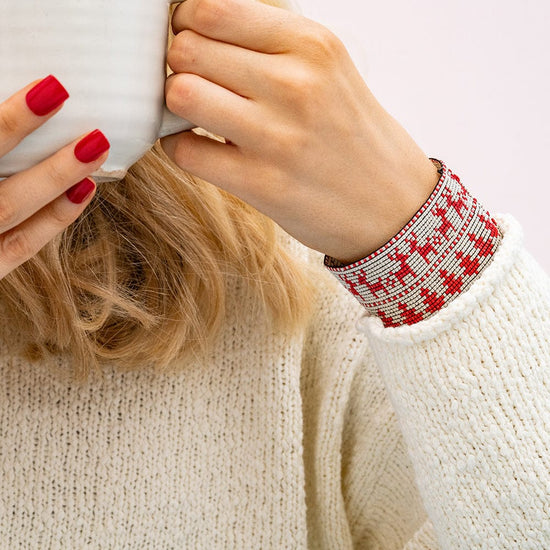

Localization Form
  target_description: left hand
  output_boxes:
[160,0,440,264]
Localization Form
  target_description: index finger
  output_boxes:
[0,76,69,159]
[172,0,302,53]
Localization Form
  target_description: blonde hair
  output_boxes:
[0,0,318,382]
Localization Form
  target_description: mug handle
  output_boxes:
[158,0,195,138]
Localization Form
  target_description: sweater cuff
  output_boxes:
[324,159,503,327]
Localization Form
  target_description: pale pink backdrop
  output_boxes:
[297,0,550,272]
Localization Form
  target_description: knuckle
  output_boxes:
[289,67,317,96]
[302,24,345,63]
[271,64,314,100]
[192,0,227,33]
[286,127,309,153]
[0,229,34,262]
[166,74,196,114]
[0,103,20,137]
[46,157,69,185]
[46,199,75,227]
[0,194,18,229]
[272,66,323,118]
[169,31,199,70]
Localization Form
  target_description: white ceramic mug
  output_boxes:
[0,0,193,182]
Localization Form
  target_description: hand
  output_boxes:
[160,0,440,264]
[0,76,110,279]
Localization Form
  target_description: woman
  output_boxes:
[0,0,547,547]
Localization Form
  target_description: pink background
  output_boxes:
[298,0,550,273]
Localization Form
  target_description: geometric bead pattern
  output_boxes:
[324,159,503,327]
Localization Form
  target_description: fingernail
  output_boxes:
[74,130,110,163]
[26,75,69,116]
[66,178,96,204]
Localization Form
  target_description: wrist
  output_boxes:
[333,155,441,265]
[324,159,502,327]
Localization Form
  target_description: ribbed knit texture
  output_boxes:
[359,214,550,548]
[0,214,547,548]
[324,159,502,327]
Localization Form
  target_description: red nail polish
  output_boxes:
[25,75,69,116]
[74,130,110,163]
[66,178,96,204]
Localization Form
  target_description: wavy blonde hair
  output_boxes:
[0,0,317,382]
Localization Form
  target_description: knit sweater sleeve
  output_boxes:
[352,213,550,548]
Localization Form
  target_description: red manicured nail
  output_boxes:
[25,75,69,116]
[74,130,110,163]
[66,178,96,204]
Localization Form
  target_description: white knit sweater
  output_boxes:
[0,213,548,549]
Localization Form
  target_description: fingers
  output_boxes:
[161,131,247,198]
[167,30,269,100]
[165,72,256,144]
[0,76,110,280]
[0,75,69,158]
[172,0,304,53]
[0,129,110,234]
[0,178,97,279]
